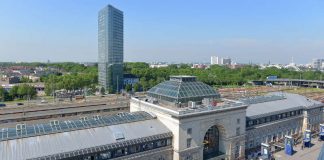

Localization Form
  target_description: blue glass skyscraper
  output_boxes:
[98,5,123,93]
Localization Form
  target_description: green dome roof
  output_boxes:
[147,76,220,104]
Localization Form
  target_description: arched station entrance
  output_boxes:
[203,125,222,160]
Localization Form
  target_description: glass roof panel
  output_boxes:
[147,76,220,104]
[0,111,153,141]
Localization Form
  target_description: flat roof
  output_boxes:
[245,92,323,118]
[132,97,247,118]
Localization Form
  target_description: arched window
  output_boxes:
[203,125,220,159]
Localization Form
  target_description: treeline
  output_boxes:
[48,62,98,73]
[0,84,37,101]
[4,62,323,95]
[125,62,324,91]
[0,62,97,73]
[44,73,97,95]
[1,62,98,97]
[40,63,98,95]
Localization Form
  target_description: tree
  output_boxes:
[139,78,149,91]
[44,71,98,96]
[26,85,37,99]
[17,84,36,100]
[125,84,132,92]
[44,75,58,95]
[9,86,19,99]
[133,83,140,92]
[148,79,156,88]
[108,87,114,94]
[0,87,6,101]
[20,76,32,83]
[100,87,105,95]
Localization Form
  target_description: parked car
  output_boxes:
[16,103,24,106]
[0,103,6,107]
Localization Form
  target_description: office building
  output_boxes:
[222,58,232,65]
[98,5,124,92]
[312,58,324,70]
[211,56,220,65]
[211,56,232,65]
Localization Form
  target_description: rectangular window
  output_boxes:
[187,128,192,135]
[282,113,286,118]
[236,127,240,136]
[187,138,192,148]
[237,118,240,124]
[287,112,291,117]
[266,117,271,122]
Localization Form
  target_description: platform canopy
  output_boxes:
[0,111,172,160]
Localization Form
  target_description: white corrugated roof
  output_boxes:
[0,119,170,160]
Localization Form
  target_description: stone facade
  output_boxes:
[115,146,173,160]
[245,101,324,158]
[130,98,247,160]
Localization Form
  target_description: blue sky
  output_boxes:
[0,0,324,64]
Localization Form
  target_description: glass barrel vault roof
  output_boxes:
[0,111,153,142]
[147,76,220,103]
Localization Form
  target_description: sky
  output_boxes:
[0,0,324,64]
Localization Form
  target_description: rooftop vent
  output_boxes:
[152,99,158,104]
[189,101,197,109]
[114,132,125,141]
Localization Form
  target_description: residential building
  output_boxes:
[8,76,20,84]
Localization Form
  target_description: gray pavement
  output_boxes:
[273,139,324,160]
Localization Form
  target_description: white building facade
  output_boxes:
[131,76,324,160]
[211,56,232,65]
[131,76,247,160]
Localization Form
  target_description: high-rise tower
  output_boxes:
[98,5,124,93]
